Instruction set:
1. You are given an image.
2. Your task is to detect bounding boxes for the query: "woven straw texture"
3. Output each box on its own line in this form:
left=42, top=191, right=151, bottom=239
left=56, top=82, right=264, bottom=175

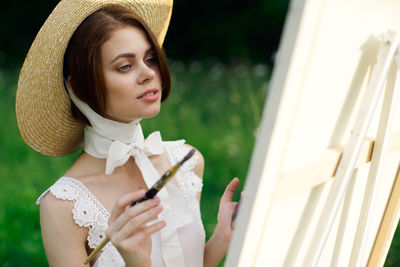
left=16, top=0, right=173, bottom=156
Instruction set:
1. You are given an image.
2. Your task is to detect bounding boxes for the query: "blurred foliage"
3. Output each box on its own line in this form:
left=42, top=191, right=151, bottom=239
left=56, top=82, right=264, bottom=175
left=0, top=0, right=289, bottom=68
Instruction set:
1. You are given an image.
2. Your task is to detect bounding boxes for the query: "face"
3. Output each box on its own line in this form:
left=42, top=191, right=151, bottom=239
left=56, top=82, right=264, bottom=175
left=101, top=25, right=162, bottom=123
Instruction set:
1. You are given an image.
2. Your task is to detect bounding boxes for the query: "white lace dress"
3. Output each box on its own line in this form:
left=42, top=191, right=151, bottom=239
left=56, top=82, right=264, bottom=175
left=36, top=141, right=206, bottom=267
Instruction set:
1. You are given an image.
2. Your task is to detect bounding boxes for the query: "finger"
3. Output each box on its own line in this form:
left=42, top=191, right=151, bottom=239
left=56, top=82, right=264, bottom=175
left=120, top=220, right=166, bottom=249
left=108, top=197, right=160, bottom=235
left=109, top=190, right=146, bottom=223
left=116, top=204, right=163, bottom=241
left=221, top=177, right=240, bottom=203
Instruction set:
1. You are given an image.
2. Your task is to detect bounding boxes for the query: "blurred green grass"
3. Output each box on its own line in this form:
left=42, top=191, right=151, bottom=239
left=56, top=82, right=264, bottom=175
left=0, top=60, right=399, bottom=266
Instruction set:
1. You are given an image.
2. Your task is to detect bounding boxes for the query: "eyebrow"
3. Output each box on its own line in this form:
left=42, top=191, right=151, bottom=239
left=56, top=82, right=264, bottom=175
left=109, top=53, right=135, bottom=64
left=109, top=48, right=155, bottom=64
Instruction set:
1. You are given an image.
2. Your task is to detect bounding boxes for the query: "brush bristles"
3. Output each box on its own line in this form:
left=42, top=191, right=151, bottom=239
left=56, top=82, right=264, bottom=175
left=179, top=148, right=195, bottom=165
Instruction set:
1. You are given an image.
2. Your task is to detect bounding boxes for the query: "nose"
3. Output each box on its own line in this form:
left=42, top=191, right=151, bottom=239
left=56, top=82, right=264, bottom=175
left=138, top=62, right=156, bottom=84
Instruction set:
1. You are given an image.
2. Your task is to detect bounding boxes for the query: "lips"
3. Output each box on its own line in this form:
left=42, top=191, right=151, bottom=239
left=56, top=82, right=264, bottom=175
left=137, top=89, right=159, bottom=102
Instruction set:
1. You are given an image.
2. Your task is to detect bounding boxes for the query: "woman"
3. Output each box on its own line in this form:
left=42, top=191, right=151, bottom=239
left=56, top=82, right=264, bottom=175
left=16, top=1, right=239, bottom=266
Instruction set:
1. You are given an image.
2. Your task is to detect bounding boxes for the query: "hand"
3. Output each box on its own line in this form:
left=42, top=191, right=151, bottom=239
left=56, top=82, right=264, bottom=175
left=216, top=178, right=240, bottom=248
left=204, top=178, right=240, bottom=267
left=106, top=190, right=166, bottom=267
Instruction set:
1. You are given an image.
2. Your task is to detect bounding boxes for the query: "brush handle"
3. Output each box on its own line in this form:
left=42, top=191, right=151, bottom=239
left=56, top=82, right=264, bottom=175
left=84, top=237, right=110, bottom=264
left=231, top=198, right=241, bottom=229
left=130, top=188, right=158, bottom=206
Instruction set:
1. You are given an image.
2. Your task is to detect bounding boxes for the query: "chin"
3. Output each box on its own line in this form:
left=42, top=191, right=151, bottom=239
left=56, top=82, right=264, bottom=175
left=110, top=108, right=160, bottom=123
left=141, top=107, right=161, bottom=119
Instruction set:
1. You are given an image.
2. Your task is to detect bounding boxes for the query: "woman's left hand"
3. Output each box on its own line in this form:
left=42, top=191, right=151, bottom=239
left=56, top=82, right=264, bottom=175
left=216, top=177, right=240, bottom=242
left=204, top=178, right=240, bottom=267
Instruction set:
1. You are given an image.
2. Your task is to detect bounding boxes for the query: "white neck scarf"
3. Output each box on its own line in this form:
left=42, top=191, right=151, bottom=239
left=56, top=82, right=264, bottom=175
left=65, top=82, right=190, bottom=266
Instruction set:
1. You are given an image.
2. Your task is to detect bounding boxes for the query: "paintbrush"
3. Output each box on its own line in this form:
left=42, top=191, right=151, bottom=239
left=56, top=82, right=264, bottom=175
left=84, top=148, right=196, bottom=264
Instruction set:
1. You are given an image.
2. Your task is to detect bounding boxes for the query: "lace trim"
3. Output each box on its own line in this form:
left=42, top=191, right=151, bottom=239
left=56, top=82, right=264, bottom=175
left=48, top=177, right=110, bottom=249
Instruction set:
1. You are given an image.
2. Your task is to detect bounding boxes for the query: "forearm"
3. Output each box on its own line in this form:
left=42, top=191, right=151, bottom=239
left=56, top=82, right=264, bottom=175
left=203, top=224, right=231, bottom=267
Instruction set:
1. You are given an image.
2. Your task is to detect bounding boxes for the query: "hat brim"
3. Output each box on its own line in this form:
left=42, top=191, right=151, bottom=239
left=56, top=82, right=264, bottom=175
left=16, top=0, right=172, bottom=156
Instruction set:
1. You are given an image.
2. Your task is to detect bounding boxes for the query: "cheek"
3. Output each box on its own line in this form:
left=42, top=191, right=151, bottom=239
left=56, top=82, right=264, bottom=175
left=106, top=75, right=135, bottom=96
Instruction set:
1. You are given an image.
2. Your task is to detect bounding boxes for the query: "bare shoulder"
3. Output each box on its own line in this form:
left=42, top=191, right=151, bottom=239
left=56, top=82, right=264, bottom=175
left=40, top=193, right=89, bottom=266
left=40, top=192, right=82, bottom=224
left=40, top=191, right=89, bottom=237
left=183, top=144, right=204, bottom=179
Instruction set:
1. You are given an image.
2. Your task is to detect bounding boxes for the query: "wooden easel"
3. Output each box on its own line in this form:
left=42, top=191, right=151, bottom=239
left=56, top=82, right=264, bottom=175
left=303, top=31, right=400, bottom=267
left=224, top=1, right=400, bottom=262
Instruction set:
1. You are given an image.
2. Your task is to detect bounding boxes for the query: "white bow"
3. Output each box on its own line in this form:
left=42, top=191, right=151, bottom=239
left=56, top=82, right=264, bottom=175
left=106, top=131, right=164, bottom=181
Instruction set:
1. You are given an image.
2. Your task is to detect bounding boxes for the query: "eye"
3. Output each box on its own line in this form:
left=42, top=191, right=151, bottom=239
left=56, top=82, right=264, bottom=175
left=145, top=56, right=158, bottom=65
left=118, top=64, right=132, bottom=72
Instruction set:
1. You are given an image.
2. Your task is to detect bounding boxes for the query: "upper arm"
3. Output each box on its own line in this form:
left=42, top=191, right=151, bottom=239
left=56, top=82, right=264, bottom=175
left=40, top=193, right=89, bottom=267
left=183, top=144, right=204, bottom=202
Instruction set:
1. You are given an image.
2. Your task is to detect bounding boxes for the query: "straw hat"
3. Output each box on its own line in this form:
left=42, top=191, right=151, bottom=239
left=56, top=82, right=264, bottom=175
left=16, top=0, right=173, bottom=156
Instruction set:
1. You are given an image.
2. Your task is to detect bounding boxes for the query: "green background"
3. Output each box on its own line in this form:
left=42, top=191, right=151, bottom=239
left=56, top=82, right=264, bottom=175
left=1, top=0, right=399, bottom=266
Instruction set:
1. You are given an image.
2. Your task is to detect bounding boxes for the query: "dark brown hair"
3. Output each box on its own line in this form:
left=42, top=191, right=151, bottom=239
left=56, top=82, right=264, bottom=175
left=63, top=4, right=171, bottom=125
